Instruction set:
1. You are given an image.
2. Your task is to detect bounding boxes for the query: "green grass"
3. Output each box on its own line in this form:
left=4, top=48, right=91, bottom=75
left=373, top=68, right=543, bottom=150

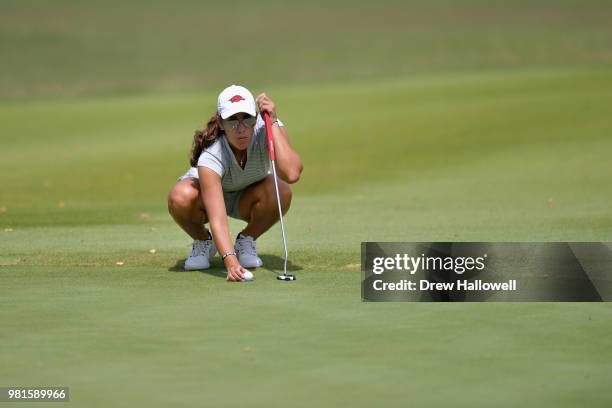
left=2, top=67, right=612, bottom=407
left=2, top=0, right=612, bottom=406
left=2, top=0, right=612, bottom=99
left=2, top=268, right=611, bottom=407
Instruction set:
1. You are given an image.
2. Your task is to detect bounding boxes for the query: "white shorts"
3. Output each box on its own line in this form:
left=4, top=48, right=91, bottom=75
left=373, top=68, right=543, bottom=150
left=178, top=170, right=244, bottom=220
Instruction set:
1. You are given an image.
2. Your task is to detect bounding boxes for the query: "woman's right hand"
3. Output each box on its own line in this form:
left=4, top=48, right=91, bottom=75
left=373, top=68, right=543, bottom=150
left=225, top=258, right=250, bottom=282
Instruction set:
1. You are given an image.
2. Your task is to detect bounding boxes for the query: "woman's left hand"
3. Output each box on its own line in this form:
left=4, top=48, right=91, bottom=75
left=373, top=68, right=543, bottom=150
left=256, top=93, right=277, bottom=120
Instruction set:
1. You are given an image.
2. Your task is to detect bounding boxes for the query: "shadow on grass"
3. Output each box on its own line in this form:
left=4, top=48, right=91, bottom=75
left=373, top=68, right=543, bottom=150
left=168, top=254, right=302, bottom=279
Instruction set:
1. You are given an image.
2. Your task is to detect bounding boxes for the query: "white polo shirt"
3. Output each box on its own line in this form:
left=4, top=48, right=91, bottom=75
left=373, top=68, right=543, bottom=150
left=180, top=115, right=284, bottom=192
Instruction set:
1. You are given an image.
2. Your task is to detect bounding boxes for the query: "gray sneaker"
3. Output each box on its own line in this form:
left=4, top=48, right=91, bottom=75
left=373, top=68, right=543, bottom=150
left=184, top=237, right=217, bottom=270
left=235, top=233, right=263, bottom=268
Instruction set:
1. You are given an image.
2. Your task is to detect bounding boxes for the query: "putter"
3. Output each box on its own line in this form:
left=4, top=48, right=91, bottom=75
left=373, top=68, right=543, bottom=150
left=263, top=111, right=296, bottom=281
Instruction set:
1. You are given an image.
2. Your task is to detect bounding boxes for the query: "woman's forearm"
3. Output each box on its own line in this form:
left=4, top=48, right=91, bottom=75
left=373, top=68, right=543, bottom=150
left=208, top=218, right=233, bottom=259
left=255, top=92, right=303, bottom=184
left=271, top=124, right=303, bottom=183
left=199, top=167, right=239, bottom=265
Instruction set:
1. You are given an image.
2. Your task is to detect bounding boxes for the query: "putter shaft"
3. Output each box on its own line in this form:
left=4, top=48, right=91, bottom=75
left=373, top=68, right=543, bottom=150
left=262, top=111, right=290, bottom=278
left=270, top=160, right=288, bottom=275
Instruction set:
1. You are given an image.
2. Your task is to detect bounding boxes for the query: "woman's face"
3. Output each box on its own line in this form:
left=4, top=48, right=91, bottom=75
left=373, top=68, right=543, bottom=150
left=222, top=113, right=256, bottom=151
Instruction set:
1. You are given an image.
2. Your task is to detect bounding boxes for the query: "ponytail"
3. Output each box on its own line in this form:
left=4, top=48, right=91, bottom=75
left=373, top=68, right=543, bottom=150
left=190, top=112, right=223, bottom=167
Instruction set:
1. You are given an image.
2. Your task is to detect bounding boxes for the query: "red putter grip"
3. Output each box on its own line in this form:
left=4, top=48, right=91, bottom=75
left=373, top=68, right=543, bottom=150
left=262, top=111, right=276, bottom=161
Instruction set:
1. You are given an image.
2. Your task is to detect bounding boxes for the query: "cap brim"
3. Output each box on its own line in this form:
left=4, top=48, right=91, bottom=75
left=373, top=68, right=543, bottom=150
left=220, top=103, right=257, bottom=119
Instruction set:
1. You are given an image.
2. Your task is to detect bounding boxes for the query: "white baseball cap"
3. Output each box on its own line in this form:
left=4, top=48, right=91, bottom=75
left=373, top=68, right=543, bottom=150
left=217, top=85, right=257, bottom=119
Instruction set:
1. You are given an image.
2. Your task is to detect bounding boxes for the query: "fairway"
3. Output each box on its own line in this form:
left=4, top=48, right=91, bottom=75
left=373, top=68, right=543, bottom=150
left=2, top=0, right=612, bottom=406
left=2, top=68, right=612, bottom=407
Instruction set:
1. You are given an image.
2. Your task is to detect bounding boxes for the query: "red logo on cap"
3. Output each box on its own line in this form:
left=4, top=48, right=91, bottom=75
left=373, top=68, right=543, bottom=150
left=229, top=95, right=245, bottom=103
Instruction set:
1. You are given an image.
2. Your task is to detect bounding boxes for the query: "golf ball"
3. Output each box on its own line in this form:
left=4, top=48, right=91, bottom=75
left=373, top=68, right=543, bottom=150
left=243, top=271, right=254, bottom=281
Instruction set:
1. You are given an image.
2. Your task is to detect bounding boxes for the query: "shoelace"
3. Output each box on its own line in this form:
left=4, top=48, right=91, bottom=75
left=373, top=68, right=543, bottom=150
left=237, top=236, right=256, bottom=255
left=192, top=239, right=213, bottom=257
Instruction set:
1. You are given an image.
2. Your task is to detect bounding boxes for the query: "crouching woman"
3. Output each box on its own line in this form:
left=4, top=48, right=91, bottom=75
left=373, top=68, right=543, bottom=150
left=167, top=85, right=303, bottom=281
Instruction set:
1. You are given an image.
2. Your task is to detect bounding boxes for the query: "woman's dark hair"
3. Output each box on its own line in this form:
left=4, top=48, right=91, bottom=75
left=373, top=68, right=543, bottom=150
left=190, top=112, right=224, bottom=167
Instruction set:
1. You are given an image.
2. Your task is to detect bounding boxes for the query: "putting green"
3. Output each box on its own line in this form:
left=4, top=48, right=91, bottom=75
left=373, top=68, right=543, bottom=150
left=2, top=67, right=612, bottom=407
left=3, top=0, right=612, bottom=404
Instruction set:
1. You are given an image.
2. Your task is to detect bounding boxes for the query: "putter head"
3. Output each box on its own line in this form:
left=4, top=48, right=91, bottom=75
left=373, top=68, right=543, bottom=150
left=277, top=274, right=296, bottom=281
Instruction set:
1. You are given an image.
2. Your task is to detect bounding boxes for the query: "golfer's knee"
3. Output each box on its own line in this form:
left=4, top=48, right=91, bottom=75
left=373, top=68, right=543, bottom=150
left=168, top=185, right=197, bottom=216
left=263, top=179, right=291, bottom=215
